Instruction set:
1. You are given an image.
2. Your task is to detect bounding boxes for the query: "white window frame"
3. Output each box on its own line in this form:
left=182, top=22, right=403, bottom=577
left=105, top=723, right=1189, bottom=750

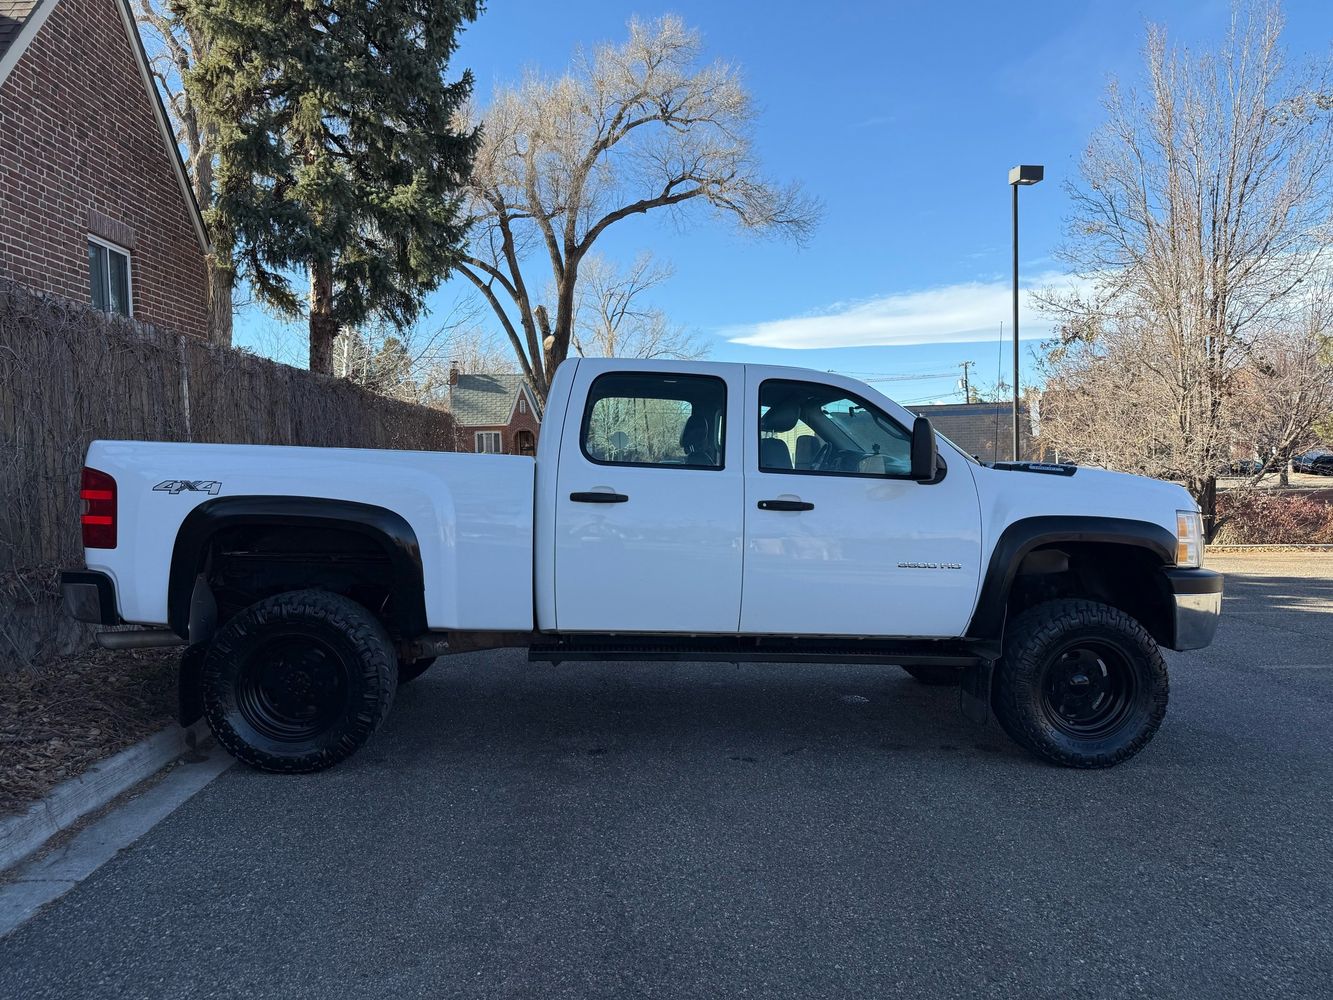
left=475, top=431, right=503, bottom=454
left=88, top=234, right=133, bottom=317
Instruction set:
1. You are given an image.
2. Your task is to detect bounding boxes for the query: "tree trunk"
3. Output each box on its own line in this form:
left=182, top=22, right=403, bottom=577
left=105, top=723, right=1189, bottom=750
left=544, top=261, right=581, bottom=388
left=206, top=253, right=233, bottom=347
left=309, top=260, right=337, bottom=375
left=1199, top=475, right=1218, bottom=542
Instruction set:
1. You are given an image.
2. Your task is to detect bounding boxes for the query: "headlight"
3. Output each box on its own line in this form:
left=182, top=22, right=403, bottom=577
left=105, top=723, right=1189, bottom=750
left=1176, top=509, right=1204, bottom=568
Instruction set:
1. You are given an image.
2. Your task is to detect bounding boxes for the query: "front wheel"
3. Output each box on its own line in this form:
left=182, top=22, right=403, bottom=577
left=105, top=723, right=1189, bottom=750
left=993, top=599, right=1168, bottom=768
left=201, top=590, right=398, bottom=773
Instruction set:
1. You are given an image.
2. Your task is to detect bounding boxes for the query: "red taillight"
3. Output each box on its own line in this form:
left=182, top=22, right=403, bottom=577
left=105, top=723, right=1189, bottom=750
left=80, top=467, right=117, bottom=549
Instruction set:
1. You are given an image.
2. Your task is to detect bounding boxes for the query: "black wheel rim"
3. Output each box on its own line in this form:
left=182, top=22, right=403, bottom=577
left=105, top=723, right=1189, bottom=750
left=235, top=633, right=350, bottom=743
left=1040, top=640, right=1138, bottom=740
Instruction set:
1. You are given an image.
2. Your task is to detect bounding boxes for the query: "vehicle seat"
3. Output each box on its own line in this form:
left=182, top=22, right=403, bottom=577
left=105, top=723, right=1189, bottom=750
left=794, top=434, right=820, bottom=470
left=679, top=412, right=717, bottom=466
left=759, top=437, right=793, bottom=470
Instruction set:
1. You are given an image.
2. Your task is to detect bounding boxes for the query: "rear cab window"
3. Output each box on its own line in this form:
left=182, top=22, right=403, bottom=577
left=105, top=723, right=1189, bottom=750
left=581, top=372, right=727, bottom=470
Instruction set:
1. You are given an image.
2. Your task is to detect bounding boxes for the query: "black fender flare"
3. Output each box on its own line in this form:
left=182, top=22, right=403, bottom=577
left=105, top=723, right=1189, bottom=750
left=167, top=496, right=428, bottom=642
left=965, top=515, right=1176, bottom=640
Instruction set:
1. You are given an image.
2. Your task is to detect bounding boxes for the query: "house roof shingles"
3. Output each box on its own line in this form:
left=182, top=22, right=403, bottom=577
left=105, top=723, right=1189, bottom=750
left=0, top=0, right=40, bottom=61
left=449, top=373, right=536, bottom=427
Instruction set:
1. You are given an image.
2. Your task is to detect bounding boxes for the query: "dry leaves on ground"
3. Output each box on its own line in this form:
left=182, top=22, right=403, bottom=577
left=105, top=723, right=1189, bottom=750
left=0, top=648, right=178, bottom=815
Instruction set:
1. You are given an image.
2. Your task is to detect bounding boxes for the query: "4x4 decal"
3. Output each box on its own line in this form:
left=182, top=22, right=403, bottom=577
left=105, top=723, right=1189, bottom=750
left=153, top=480, right=223, bottom=496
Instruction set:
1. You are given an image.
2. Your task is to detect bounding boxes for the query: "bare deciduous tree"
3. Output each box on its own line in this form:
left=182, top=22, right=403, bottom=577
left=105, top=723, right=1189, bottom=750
left=570, top=254, right=708, bottom=361
left=1038, top=1, right=1333, bottom=533
left=457, top=15, right=818, bottom=400
left=131, top=0, right=233, bottom=346
left=1240, top=284, right=1333, bottom=484
left=333, top=300, right=515, bottom=404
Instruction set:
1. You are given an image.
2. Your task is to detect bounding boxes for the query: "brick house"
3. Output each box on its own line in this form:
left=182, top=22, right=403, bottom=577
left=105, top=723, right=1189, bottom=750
left=0, top=0, right=210, bottom=337
left=447, top=367, right=542, bottom=456
left=911, top=401, right=1036, bottom=463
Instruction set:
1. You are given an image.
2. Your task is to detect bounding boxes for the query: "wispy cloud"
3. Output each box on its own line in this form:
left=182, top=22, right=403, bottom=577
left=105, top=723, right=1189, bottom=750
left=724, top=272, right=1087, bottom=350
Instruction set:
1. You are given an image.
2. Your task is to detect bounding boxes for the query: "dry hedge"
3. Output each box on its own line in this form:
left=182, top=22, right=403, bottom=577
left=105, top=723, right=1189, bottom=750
left=0, top=279, right=459, bottom=670
left=1214, top=490, right=1333, bottom=545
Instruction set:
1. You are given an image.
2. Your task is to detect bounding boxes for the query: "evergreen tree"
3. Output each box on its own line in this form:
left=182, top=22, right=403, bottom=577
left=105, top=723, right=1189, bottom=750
left=183, top=0, right=481, bottom=373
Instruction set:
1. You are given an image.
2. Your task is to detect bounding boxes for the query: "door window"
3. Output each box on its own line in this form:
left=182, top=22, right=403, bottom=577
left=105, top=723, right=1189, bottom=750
left=581, top=372, right=726, bottom=469
left=758, top=379, right=912, bottom=477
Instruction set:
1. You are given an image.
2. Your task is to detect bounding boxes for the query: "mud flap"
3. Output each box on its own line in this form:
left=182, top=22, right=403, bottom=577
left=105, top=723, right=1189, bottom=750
left=959, top=655, right=997, bottom=726
left=177, top=643, right=207, bottom=727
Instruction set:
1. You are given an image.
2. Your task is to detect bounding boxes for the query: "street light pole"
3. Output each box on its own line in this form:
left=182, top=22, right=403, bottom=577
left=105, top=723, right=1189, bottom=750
left=1007, top=164, right=1043, bottom=461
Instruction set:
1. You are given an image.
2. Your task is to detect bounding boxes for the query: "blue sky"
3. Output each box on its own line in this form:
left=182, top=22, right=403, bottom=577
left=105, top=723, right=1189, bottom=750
left=233, top=0, right=1333, bottom=405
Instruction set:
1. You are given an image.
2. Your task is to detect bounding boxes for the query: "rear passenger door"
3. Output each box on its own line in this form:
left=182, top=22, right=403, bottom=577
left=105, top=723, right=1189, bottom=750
left=554, top=363, right=745, bottom=633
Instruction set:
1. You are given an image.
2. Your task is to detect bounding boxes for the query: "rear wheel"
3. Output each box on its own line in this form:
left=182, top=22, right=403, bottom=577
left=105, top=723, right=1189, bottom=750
left=993, top=599, right=1168, bottom=768
left=201, top=590, right=397, bottom=773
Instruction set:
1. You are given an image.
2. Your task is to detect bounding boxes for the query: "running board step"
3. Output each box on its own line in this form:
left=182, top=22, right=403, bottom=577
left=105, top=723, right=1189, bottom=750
left=528, top=635, right=986, bottom=667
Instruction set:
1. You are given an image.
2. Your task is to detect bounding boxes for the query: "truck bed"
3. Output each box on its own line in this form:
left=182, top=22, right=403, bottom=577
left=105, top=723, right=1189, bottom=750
left=82, top=440, right=535, bottom=631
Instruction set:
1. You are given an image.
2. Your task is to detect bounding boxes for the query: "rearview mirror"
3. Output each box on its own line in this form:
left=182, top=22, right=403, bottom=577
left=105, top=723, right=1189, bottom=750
left=910, top=416, right=937, bottom=481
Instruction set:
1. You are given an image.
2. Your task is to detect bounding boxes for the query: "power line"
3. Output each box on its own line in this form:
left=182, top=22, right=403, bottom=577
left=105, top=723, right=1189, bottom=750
left=850, top=372, right=956, bottom=384
left=901, top=389, right=967, bottom=405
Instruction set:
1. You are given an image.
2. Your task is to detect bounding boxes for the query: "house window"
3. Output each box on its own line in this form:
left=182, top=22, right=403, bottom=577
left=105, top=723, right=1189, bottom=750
left=518, top=398, right=527, bottom=415
left=88, top=237, right=131, bottom=317
left=475, top=431, right=503, bottom=454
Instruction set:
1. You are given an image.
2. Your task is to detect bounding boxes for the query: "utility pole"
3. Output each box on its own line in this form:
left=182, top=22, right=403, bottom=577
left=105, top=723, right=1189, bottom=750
left=958, top=361, right=974, bottom=403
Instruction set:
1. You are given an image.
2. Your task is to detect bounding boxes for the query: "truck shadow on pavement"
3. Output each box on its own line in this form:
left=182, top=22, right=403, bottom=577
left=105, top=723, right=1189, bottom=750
left=376, top=651, right=1028, bottom=768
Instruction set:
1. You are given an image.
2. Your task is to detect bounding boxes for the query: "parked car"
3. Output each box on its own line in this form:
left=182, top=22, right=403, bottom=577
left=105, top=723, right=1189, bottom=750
left=1220, top=457, right=1264, bottom=476
left=1293, top=451, right=1333, bottom=474
left=61, top=359, right=1221, bottom=772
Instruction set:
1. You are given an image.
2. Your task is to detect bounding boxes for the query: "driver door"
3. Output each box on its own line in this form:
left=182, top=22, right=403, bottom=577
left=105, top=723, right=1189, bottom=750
left=739, top=367, right=982, bottom=637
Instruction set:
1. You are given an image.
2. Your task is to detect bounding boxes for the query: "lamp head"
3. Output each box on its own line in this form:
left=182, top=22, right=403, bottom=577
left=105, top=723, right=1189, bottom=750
left=1008, top=164, right=1044, bottom=186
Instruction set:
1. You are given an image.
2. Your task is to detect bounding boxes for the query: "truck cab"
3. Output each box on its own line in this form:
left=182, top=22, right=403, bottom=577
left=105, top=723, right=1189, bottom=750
left=537, top=359, right=982, bottom=637
left=62, top=358, right=1222, bottom=773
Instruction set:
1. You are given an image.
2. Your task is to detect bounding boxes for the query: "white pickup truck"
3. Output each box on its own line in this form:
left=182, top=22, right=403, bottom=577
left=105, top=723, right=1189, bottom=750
left=62, top=358, right=1221, bottom=772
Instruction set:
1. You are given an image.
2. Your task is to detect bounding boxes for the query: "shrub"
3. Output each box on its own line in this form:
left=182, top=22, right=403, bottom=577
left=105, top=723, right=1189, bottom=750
left=1214, top=491, right=1333, bottom=544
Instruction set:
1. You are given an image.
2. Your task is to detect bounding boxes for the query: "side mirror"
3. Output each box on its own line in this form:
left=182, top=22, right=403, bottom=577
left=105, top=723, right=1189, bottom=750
left=910, top=416, right=937, bottom=481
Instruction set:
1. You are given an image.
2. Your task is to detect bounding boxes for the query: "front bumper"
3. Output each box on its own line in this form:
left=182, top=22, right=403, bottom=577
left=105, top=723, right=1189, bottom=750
left=1161, top=567, right=1223, bottom=651
left=60, top=570, right=121, bottom=626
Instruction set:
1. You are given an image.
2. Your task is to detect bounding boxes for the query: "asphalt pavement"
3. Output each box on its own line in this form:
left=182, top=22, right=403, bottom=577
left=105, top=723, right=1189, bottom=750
left=1, top=552, right=1331, bottom=999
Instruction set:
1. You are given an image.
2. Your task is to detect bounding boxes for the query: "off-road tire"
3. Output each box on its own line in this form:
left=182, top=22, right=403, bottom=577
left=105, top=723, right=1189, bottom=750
left=398, top=656, right=436, bottom=684
left=201, top=590, right=397, bottom=773
left=994, top=599, right=1168, bottom=769
left=900, top=664, right=963, bottom=686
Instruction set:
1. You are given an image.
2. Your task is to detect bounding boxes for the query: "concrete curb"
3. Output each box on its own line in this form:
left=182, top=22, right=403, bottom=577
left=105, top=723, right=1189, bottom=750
left=0, top=720, right=209, bottom=874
